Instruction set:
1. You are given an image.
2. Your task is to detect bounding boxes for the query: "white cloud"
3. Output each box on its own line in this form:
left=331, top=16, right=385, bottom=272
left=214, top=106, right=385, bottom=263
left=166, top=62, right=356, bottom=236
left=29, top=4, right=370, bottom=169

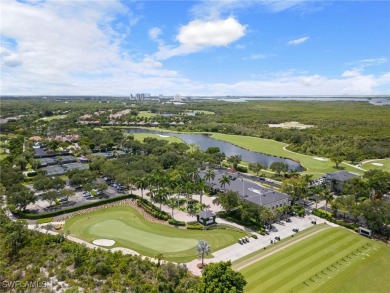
left=341, top=69, right=361, bottom=78
left=149, top=27, right=162, bottom=41
left=348, top=57, right=387, bottom=68
left=288, top=36, right=309, bottom=45
left=154, top=17, right=246, bottom=60
left=244, top=54, right=268, bottom=60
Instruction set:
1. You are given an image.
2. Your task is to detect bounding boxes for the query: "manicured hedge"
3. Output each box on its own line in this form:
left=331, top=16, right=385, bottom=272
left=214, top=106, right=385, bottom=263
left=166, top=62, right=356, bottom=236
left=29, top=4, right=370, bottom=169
left=186, top=224, right=203, bottom=230
left=15, top=194, right=137, bottom=219
left=36, top=217, right=53, bottom=224
left=312, top=209, right=359, bottom=231
left=168, top=219, right=186, bottom=226
left=136, top=199, right=171, bottom=221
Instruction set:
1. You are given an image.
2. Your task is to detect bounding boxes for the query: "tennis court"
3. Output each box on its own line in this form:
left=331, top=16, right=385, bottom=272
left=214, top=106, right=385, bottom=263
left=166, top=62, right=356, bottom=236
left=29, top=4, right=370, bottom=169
left=41, top=165, right=65, bottom=176
left=63, top=163, right=89, bottom=171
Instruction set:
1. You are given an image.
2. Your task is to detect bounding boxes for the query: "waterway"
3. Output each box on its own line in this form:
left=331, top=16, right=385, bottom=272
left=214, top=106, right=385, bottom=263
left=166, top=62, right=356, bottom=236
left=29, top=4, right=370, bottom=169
left=125, top=128, right=303, bottom=171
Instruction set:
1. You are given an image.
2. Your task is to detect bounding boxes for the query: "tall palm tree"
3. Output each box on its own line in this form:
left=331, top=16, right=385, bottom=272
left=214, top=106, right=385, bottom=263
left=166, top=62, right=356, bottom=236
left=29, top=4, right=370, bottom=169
left=320, top=189, right=334, bottom=211
left=154, top=188, right=169, bottom=210
left=204, top=169, right=216, bottom=185
left=196, top=240, right=210, bottom=268
left=196, top=179, right=208, bottom=210
left=166, top=197, right=178, bottom=217
left=135, top=177, right=148, bottom=199
left=219, top=174, right=231, bottom=192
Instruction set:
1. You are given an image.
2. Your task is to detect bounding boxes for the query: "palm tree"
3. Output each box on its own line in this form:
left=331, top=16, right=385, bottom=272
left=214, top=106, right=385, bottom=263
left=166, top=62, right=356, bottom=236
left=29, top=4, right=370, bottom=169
left=196, top=179, right=208, bottom=210
left=248, top=162, right=264, bottom=176
left=166, top=197, right=178, bottom=217
left=196, top=240, right=210, bottom=268
left=154, top=188, right=169, bottom=210
left=135, top=177, right=148, bottom=199
left=204, top=169, right=216, bottom=185
left=219, top=174, right=231, bottom=192
left=154, top=252, right=164, bottom=267
left=320, top=189, right=334, bottom=211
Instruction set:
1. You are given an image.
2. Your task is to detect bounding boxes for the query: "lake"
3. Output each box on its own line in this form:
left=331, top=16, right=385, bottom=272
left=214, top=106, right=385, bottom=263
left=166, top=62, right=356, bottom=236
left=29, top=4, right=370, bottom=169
left=125, top=128, right=303, bottom=171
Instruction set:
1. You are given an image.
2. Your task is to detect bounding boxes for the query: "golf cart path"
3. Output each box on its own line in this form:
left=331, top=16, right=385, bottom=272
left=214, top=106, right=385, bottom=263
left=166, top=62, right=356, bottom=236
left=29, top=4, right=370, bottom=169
left=233, top=225, right=331, bottom=271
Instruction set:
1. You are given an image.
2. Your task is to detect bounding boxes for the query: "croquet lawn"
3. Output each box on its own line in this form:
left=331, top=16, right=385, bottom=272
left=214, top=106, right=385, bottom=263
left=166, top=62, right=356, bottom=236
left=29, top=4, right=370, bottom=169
left=64, top=205, right=245, bottom=262
left=234, top=227, right=390, bottom=293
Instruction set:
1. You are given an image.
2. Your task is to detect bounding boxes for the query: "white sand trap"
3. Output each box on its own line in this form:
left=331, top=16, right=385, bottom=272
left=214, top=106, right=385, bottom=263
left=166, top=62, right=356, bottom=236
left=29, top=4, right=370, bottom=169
left=313, top=157, right=328, bottom=161
left=157, top=134, right=169, bottom=138
left=372, top=163, right=383, bottom=166
left=93, top=239, right=115, bottom=246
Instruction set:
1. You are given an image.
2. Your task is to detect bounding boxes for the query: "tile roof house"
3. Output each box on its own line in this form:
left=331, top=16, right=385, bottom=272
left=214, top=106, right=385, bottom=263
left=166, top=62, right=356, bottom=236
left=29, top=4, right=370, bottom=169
left=323, top=170, right=360, bottom=193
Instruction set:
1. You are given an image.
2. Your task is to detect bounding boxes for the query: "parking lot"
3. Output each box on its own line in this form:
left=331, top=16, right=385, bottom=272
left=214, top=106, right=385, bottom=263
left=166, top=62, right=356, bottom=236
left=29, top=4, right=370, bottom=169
left=26, top=178, right=128, bottom=214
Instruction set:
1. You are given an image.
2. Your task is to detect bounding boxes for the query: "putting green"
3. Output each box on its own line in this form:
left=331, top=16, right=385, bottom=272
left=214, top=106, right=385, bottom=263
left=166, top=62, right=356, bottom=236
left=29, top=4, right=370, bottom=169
left=89, top=220, right=198, bottom=252
left=234, top=227, right=389, bottom=293
left=65, top=205, right=244, bottom=262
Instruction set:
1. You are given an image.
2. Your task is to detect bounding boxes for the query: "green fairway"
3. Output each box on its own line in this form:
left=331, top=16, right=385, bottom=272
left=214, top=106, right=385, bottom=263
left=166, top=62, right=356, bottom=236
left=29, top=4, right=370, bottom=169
left=210, top=133, right=364, bottom=176
left=65, top=205, right=244, bottom=262
left=138, top=111, right=158, bottom=118
left=362, top=158, right=390, bottom=172
left=235, top=227, right=390, bottom=293
left=129, top=133, right=185, bottom=144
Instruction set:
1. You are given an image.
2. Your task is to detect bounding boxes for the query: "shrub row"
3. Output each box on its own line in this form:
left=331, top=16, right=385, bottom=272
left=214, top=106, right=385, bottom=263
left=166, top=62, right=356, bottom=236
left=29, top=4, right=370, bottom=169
left=36, top=217, right=53, bottom=224
left=236, top=165, right=248, bottom=173
left=205, top=224, right=247, bottom=234
left=312, top=209, right=359, bottom=231
left=168, top=219, right=186, bottom=226
left=15, top=194, right=137, bottom=219
left=136, top=199, right=171, bottom=221
left=186, top=224, right=203, bottom=230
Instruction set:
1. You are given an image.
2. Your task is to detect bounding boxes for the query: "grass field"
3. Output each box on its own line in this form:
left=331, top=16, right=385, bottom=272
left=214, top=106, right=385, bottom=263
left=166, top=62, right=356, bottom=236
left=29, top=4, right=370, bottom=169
left=234, top=226, right=390, bottom=293
left=128, top=133, right=185, bottom=144
left=65, top=205, right=245, bottom=262
left=210, top=133, right=364, bottom=176
left=362, top=158, right=390, bottom=172
left=37, top=115, right=67, bottom=121
left=138, top=111, right=158, bottom=118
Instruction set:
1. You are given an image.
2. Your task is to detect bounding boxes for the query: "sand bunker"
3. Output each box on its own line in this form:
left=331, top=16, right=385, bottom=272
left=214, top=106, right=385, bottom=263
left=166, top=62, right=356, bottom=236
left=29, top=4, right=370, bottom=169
left=93, top=239, right=115, bottom=246
left=372, top=163, right=383, bottom=166
left=157, top=134, right=169, bottom=138
left=313, top=157, right=328, bottom=161
left=268, top=121, right=314, bottom=129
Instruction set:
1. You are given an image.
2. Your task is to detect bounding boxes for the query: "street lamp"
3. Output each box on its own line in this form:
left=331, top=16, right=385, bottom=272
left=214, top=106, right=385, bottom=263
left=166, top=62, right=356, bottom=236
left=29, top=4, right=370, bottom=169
left=241, top=176, right=245, bottom=197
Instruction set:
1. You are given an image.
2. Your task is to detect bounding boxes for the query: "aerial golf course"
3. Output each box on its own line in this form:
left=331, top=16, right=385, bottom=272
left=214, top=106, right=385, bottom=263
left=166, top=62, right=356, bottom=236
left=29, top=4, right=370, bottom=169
left=65, top=205, right=245, bottom=263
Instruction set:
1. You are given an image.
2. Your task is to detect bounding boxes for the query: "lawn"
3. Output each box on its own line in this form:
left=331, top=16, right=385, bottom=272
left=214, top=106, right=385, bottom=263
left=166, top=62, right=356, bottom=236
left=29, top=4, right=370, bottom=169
left=37, top=115, right=67, bottom=121
left=128, top=133, right=185, bottom=144
left=234, top=227, right=390, bottom=293
left=138, top=111, right=158, bottom=118
left=210, top=133, right=364, bottom=176
left=65, top=205, right=244, bottom=262
left=362, top=158, right=390, bottom=172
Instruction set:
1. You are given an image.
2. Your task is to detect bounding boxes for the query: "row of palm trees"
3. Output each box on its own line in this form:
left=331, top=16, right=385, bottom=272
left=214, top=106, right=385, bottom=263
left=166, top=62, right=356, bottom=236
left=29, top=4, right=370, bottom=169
left=132, top=168, right=216, bottom=216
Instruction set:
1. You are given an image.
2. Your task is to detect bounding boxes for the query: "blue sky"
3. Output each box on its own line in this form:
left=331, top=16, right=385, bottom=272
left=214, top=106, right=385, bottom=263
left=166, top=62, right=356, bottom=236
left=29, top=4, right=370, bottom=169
left=1, top=0, right=389, bottom=96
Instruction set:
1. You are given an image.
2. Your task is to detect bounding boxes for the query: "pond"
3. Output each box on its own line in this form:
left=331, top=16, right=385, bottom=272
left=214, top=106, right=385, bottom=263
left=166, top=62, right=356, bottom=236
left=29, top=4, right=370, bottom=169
left=125, top=128, right=303, bottom=171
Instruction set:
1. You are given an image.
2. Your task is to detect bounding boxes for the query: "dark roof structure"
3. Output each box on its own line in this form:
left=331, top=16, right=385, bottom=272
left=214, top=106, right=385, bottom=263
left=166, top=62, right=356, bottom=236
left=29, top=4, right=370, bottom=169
left=324, top=170, right=359, bottom=182
left=197, top=210, right=215, bottom=218
left=245, top=190, right=290, bottom=206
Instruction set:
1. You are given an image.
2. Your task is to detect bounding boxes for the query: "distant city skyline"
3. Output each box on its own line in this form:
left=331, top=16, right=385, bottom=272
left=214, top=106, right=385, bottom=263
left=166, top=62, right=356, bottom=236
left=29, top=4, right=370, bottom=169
left=1, top=0, right=389, bottom=96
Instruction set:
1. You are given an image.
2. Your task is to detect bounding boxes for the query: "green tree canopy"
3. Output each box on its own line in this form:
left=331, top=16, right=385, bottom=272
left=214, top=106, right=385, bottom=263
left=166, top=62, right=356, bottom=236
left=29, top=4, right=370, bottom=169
left=198, top=261, right=247, bottom=293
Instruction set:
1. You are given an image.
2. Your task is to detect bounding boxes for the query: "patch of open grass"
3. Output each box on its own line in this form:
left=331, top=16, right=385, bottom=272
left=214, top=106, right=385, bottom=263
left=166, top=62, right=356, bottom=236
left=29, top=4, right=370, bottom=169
left=138, top=111, right=158, bottom=118
left=126, top=133, right=185, bottom=144
left=362, top=158, right=390, bottom=172
left=235, top=227, right=389, bottom=293
left=65, top=205, right=244, bottom=262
